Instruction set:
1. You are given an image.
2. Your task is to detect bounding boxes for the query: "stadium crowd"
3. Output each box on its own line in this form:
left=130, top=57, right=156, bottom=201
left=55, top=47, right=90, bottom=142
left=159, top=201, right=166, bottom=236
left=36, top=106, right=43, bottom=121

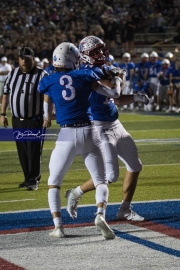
left=1, top=0, right=180, bottom=62
left=0, top=0, right=180, bottom=112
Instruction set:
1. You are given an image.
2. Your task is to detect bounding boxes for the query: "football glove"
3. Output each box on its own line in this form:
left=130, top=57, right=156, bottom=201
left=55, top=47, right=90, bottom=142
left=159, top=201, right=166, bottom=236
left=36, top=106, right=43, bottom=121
left=102, top=67, right=126, bottom=80
left=134, top=93, right=150, bottom=105
left=111, top=76, right=123, bottom=85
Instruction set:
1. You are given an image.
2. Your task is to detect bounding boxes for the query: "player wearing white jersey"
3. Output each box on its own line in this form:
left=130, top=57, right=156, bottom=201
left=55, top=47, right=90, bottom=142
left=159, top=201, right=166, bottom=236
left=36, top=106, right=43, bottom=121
left=65, top=36, right=149, bottom=222
left=38, top=41, right=124, bottom=240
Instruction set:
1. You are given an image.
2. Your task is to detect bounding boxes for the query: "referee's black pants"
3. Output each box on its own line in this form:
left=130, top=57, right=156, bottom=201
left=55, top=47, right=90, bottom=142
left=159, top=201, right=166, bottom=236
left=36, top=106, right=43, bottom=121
left=12, top=116, right=44, bottom=186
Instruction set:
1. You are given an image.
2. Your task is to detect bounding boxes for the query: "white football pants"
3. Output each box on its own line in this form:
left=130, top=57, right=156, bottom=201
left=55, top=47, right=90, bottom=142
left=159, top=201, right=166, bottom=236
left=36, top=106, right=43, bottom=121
left=48, top=125, right=107, bottom=187
left=94, top=119, right=142, bottom=183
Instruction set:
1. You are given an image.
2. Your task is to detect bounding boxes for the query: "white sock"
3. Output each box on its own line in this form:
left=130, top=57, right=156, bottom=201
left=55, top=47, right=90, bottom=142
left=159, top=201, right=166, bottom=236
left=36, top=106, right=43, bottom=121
left=74, top=186, right=84, bottom=198
left=48, top=188, right=61, bottom=213
left=121, top=200, right=131, bottom=211
left=95, top=184, right=108, bottom=217
left=97, top=207, right=105, bottom=217
left=53, top=217, right=62, bottom=227
left=95, top=184, right=108, bottom=205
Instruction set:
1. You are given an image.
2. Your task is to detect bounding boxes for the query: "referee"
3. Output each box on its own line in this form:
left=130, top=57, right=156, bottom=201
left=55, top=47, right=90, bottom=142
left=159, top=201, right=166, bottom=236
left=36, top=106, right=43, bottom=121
left=0, top=47, right=50, bottom=190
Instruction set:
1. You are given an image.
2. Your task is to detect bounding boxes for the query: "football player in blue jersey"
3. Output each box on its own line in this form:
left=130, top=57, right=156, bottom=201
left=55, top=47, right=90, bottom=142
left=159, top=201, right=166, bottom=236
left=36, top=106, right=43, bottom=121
left=119, top=52, right=135, bottom=110
left=105, top=54, right=119, bottom=68
left=65, top=36, right=149, bottom=222
left=38, top=41, right=124, bottom=239
left=157, top=59, right=172, bottom=112
left=170, top=57, right=180, bottom=113
left=133, top=79, right=152, bottom=111
left=147, top=51, right=162, bottom=110
left=165, top=52, right=175, bottom=70
left=134, top=53, right=149, bottom=82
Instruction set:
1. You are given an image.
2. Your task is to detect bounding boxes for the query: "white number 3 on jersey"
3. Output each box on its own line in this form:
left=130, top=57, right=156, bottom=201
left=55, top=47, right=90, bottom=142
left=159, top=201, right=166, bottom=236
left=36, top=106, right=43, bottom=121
left=60, top=75, right=76, bottom=100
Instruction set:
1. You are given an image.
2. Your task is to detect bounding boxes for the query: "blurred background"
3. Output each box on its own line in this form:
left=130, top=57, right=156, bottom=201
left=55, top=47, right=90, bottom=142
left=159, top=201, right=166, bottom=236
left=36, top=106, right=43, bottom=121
left=0, top=0, right=180, bottom=66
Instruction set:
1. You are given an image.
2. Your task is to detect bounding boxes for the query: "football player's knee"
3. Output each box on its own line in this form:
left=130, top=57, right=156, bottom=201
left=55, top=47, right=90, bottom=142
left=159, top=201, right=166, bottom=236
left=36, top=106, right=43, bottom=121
left=107, top=170, right=119, bottom=182
left=136, top=160, right=142, bottom=172
left=127, top=161, right=142, bottom=172
left=48, top=175, right=63, bottom=186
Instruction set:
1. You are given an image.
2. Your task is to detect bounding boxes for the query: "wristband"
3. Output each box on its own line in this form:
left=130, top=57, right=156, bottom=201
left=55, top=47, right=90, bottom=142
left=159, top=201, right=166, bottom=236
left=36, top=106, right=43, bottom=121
left=1, top=113, right=6, bottom=116
left=43, top=101, right=49, bottom=120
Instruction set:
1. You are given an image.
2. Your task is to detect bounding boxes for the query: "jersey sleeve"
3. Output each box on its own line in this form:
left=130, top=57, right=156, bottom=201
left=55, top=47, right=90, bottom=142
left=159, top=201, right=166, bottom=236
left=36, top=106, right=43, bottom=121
left=3, top=71, right=12, bottom=94
left=130, top=62, right=135, bottom=69
left=38, top=75, right=51, bottom=94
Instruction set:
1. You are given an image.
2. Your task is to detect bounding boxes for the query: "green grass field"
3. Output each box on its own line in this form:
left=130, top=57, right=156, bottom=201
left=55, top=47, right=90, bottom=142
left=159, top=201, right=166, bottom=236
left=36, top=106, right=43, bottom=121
left=0, top=112, right=180, bottom=212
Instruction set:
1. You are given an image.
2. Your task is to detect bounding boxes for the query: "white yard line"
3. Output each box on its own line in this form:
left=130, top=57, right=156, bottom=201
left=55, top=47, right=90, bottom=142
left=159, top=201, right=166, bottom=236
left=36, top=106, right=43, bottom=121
left=130, top=129, right=180, bottom=132
left=0, top=138, right=180, bottom=153
left=0, top=163, right=180, bottom=176
left=0, top=199, right=35, bottom=203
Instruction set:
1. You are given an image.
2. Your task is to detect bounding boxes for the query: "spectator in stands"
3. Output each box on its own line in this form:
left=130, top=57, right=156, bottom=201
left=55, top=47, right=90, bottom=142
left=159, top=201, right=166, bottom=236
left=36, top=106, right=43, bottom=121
left=126, top=14, right=136, bottom=54
left=156, top=13, right=167, bottom=33
left=119, top=19, right=128, bottom=54
left=88, top=23, right=104, bottom=40
left=49, top=8, right=60, bottom=25
left=173, top=21, right=180, bottom=43
left=101, top=16, right=118, bottom=53
left=171, top=7, right=180, bottom=27
left=0, top=0, right=180, bottom=72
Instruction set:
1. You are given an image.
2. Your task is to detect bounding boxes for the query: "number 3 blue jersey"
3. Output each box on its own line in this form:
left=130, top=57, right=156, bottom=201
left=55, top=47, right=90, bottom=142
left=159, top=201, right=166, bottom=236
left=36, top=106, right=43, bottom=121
left=39, top=69, right=100, bottom=125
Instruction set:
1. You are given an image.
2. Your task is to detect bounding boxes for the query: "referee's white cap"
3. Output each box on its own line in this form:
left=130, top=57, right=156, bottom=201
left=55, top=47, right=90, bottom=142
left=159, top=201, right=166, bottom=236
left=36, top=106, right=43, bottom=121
left=1, top=56, right=7, bottom=62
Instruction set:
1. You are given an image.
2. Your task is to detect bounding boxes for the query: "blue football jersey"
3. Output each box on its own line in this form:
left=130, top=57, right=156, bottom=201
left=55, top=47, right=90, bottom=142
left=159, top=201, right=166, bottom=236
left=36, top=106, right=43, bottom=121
left=147, top=60, right=162, bottom=79
left=158, top=67, right=171, bottom=85
left=119, top=62, right=135, bottom=81
left=39, top=69, right=100, bottom=125
left=82, top=64, right=118, bottom=122
left=171, top=68, right=180, bottom=83
left=135, top=62, right=148, bottom=81
left=134, top=81, right=149, bottom=94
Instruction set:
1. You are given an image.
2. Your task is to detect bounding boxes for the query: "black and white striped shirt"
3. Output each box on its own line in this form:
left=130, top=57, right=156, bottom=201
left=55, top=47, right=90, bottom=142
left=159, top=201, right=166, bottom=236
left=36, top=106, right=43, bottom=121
left=3, top=66, right=48, bottom=118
